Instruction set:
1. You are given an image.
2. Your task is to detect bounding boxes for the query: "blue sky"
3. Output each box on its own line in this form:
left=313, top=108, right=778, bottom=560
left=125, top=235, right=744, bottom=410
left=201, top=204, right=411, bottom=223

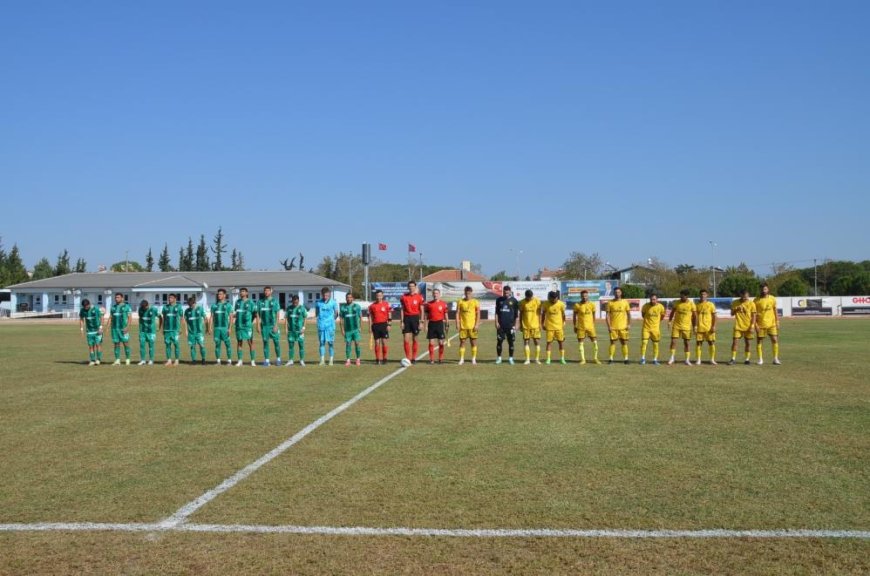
left=1, top=1, right=868, bottom=277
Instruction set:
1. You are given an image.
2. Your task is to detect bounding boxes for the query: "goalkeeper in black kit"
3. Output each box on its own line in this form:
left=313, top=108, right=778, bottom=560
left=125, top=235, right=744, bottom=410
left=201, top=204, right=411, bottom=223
left=494, top=285, right=520, bottom=365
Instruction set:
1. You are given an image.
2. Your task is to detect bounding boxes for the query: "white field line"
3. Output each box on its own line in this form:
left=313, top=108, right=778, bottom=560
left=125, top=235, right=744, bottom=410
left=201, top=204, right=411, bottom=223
left=0, top=522, right=867, bottom=539
left=160, top=333, right=458, bottom=528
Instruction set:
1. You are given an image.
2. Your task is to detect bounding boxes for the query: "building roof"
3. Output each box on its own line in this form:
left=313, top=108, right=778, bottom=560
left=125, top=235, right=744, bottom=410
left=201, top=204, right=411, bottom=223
left=8, top=271, right=350, bottom=291
left=422, top=269, right=488, bottom=283
left=535, top=268, right=565, bottom=279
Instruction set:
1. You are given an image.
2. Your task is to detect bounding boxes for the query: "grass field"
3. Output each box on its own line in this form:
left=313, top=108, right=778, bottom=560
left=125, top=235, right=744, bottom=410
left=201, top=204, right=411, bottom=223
left=0, top=319, right=868, bottom=574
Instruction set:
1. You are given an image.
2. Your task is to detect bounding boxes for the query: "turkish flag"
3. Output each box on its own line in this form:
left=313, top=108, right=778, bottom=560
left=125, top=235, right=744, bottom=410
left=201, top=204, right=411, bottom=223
left=378, top=243, right=387, bottom=251
left=408, top=243, right=416, bottom=253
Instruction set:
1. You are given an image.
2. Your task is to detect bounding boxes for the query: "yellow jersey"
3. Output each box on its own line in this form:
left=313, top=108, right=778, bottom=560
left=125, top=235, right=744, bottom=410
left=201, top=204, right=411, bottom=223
left=731, top=299, right=756, bottom=332
left=671, top=300, right=696, bottom=331
left=573, top=301, right=596, bottom=331
left=696, top=301, right=716, bottom=333
left=519, top=297, right=541, bottom=330
left=457, top=299, right=479, bottom=329
left=606, top=299, right=630, bottom=330
left=754, top=295, right=778, bottom=329
left=641, top=302, right=665, bottom=332
left=541, top=300, right=566, bottom=331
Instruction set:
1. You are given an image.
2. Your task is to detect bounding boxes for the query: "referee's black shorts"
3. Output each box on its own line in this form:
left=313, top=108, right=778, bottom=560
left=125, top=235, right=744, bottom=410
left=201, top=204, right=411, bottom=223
left=402, top=316, right=421, bottom=335
left=372, top=322, right=390, bottom=340
left=427, top=320, right=445, bottom=340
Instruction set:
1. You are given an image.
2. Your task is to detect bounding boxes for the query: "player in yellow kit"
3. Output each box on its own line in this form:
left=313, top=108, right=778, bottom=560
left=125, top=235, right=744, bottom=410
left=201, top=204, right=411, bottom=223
left=754, top=283, right=781, bottom=365
left=730, top=289, right=757, bottom=365
left=573, top=290, right=600, bottom=364
left=668, top=289, right=697, bottom=365
left=519, top=289, right=542, bottom=364
left=605, top=287, right=631, bottom=364
left=456, top=286, right=480, bottom=365
left=695, top=289, right=718, bottom=365
left=639, top=294, right=665, bottom=365
left=541, top=291, right=567, bottom=365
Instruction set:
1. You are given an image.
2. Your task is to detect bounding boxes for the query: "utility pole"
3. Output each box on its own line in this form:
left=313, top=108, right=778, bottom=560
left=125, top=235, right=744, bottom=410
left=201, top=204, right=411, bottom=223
left=814, top=258, right=818, bottom=296
left=709, top=241, right=717, bottom=298
left=419, top=252, right=424, bottom=283
left=125, top=250, right=129, bottom=272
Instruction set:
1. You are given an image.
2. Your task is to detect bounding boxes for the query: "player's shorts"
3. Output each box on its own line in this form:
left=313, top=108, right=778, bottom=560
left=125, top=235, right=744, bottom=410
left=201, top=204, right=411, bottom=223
left=164, top=331, right=180, bottom=345
left=213, top=328, right=231, bottom=345
left=427, top=320, right=446, bottom=340
left=286, top=331, right=305, bottom=344
left=111, top=328, right=130, bottom=344
left=609, top=329, right=629, bottom=341
left=733, top=329, right=754, bottom=340
left=372, top=322, right=390, bottom=340
left=344, top=328, right=361, bottom=343
left=319, top=327, right=335, bottom=344
left=496, top=327, right=516, bottom=342
left=459, top=328, right=479, bottom=340
left=546, top=329, right=565, bottom=343
left=139, top=333, right=156, bottom=345
left=235, top=328, right=253, bottom=341
left=575, top=327, right=596, bottom=340
left=641, top=328, right=661, bottom=343
left=187, top=333, right=205, bottom=346
left=86, top=331, right=103, bottom=347
left=756, top=326, right=778, bottom=338
left=402, top=316, right=421, bottom=335
left=696, top=331, right=716, bottom=343
left=522, top=327, right=541, bottom=340
left=671, top=328, right=692, bottom=340
left=261, top=325, right=280, bottom=343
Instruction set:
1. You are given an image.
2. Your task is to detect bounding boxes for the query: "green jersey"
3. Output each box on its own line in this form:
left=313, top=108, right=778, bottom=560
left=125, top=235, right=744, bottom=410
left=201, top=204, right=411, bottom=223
left=184, top=305, right=205, bottom=335
left=110, top=302, right=132, bottom=330
left=234, top=298, right=257, bottom=330
left=80, top=306, right=103, bottom=332
left=138, top=306, right=160, bottom=335
left=340, top=302, right=362, bottom=332
left=258, top=296, right=280, bottom=326
left=162, top=303, right=183, bottom=332
left=210, top=301, right=233, bottom=330
left=285, top=304, right=307, bottom=333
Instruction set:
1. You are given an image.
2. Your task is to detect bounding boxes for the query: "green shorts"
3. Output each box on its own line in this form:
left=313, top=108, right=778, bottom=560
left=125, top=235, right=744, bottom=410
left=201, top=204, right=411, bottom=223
left=262, top=325, right=280, bottom=343
left=213, top=328, right=231, bottom=345
left=111, top=328, right=130, bottom=344
left=188, top=333, right=205, bottom=346
left=236, top=327, right=253, bottom=342
left=287, top=332, right=305, bottom=344
left=86, top=331, right=103, bottom=347
left=344, top=329, right=361, bottom=343
left=139, top=333, right=156, bottom=345
left=164, top=332, right=180, bottom=345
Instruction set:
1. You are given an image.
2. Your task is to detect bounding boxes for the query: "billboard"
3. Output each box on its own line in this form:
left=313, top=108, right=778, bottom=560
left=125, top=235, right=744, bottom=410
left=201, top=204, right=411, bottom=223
left=370, top=282, right=427, bottom=308
left=841, top=296, right=870, bottom=315
left=561, top=280, right=614, bottom=303
left=791, top=297, right=834, bottom=316
left=429, top=281, right=556, bottom=302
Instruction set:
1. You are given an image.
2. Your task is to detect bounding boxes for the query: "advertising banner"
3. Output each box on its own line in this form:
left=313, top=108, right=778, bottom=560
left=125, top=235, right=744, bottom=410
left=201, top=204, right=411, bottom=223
left=561, top=280, right=614, bottom=303
left=841, top=296, right=870, bottom=315
left=370, top=282, right=427, bottom=308
left=791, top=297, right=834, bottom=316
left=429, top=281, right=556, bottom=303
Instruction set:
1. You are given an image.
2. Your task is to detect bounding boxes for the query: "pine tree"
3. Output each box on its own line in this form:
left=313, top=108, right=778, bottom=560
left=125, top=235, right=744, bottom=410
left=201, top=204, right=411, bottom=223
left=230, top=249, right=238, bottom=271
left=195, top=235, right=210, bottom=271
left=145, top=247, right=154, bottom=272
left=0, top=240, right=7, bottom=287
left=236, top=251, right=245, bottom=271
left=54, top=249, right=71, bottom=276
left=212, top=226, right=227, bottom=271
left=178, top=247, right=186, bottom=272
left=158, top=244, right=172, bottom=272
left=74, top=258, right=87, bottom=273
left=184, top=238, right=195, bottom=271
left=32, top=257, right=54, bottom=280
left=5, top=244, right=28, bottom=285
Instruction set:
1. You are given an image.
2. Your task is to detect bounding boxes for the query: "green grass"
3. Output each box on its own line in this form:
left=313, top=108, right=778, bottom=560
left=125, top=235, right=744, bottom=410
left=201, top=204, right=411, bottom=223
left=0, top=319, right=868, bottom=574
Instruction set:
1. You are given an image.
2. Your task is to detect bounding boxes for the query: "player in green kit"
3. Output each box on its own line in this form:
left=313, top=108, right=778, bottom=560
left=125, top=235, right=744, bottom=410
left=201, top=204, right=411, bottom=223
left=137, top=299, right=159, bottom=365
left=340, top=292, right=363, bottom=366
left=209, top=288, right=233, bottom=365
left=184, top=296, right=207, bottom=364
left=284, top=294, right=307, bottom=366
left=161, top=293, right=183, bottom=366
left=258, top=286, right=282, bottom=366
left=79, top=298, right=104, bottom=365
left=234, top=287, right=258, bottom=367
left=108, top=293, right=133, bottom=365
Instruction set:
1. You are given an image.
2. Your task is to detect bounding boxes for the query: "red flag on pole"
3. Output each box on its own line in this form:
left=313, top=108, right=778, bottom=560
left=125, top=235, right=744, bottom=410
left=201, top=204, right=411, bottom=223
left=408, top=243, right=416, bottom=253
left=378, top=243, right=387, bottom=251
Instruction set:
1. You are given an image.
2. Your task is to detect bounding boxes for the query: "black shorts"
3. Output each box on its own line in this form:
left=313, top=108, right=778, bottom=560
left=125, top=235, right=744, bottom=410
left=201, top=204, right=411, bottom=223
left=402, top=316, right=421, bottom=335
left=497, top=327, right=516, bottom=342
left=427, top=320, right=446, bottom=340
left=372, top=322, right=390, bottom=340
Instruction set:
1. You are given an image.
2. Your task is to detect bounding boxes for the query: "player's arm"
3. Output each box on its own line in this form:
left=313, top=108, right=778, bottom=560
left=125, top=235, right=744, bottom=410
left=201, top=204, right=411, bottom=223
left=710, top=307, right=717, bottom=333
left=626, top=303, right=631, bottom=327
left=474, top=302, right=480, bottom=330
left=572, top=306, right=578, bottom=330
left=605, top=306, right=612, bottom=332
left=125, top=308, right=131, bottom=334
left=692, top=310, right=698, bottom=333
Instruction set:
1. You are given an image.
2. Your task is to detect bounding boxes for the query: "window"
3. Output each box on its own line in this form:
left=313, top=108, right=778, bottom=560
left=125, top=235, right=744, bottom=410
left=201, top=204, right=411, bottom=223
left=97, top=295, right=103, bottom=304
left=54, top=295, right=60, bottom=303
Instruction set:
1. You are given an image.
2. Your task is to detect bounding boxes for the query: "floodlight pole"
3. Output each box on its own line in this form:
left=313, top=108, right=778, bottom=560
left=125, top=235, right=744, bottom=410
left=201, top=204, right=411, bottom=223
left=709, top=241, right=717, bottom=298
left=814, top=258, right=818, bottom=296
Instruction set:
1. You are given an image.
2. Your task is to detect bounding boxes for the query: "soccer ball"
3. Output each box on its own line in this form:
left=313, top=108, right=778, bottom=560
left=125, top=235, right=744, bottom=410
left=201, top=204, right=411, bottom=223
left=400, top=357, right=412, bottom=368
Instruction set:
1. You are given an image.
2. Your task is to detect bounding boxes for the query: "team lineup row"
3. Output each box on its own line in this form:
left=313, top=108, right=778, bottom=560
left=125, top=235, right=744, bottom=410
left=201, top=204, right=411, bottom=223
left=78, top=280, right=782, bottom=367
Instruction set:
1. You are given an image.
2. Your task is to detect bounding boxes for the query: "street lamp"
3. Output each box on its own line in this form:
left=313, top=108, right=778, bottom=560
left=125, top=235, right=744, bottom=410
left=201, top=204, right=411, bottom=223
left=510, top=249, right=523, bottom=280
left=709, top=241, right=718, bottom=298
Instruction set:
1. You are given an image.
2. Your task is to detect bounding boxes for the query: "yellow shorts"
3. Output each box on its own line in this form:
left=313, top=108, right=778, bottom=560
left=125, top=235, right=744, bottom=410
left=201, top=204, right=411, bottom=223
left=459, top=329, right=478, bottom=340
left=671, top=328, right=692, bottom=340
left=696, top=331, right=716, bottom=343
left=641, top=328, right=661, bottom=343
left=609, top=329, right=629, bottom=341
left=733, top=329, right=754, bottom=340
left=546, top=329, right=565, bottom=343
left=522, top=327, right=541, bottom=340
left=757, top=326, right=778, bottom=338
left=575, top=327, right=596, bottom=340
